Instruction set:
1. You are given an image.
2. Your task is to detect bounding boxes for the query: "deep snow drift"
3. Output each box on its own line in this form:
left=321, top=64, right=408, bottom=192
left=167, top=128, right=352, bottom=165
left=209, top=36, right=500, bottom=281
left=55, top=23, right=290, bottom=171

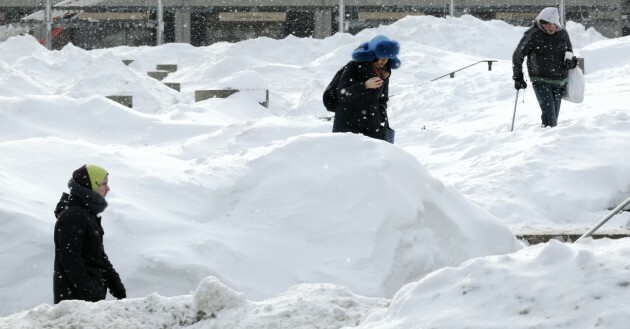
left=1, top=14, right=630, bottom=328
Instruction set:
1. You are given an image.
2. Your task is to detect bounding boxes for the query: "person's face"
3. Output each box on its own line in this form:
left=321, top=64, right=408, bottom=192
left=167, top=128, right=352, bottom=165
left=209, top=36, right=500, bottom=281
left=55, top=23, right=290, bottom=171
left=541, top=21, right=557, bottom=34
left=375, top=58, right=388, bottom=68
left=96, top=176, right=110, bottom=197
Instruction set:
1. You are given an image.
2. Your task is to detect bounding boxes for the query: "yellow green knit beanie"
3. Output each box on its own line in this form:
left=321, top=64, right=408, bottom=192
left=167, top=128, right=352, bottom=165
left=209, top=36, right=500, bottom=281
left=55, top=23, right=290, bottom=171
left=73, top=164, right=108, bottom=191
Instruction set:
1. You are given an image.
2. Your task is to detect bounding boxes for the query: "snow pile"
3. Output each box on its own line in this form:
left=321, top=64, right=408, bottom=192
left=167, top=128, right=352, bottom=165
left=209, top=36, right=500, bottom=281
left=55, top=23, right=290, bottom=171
left=0, top=25, right=30, bottom=42
left=358, top=239, right=630, bottom=329
left=2, top=277, right=387, bottom=329
left=1, top=13, right=630, bottom=328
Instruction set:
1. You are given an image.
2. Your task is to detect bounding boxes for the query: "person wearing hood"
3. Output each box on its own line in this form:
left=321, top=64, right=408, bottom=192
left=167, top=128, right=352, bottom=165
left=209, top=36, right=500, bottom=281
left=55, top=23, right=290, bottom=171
left=332, top=35, right=401, bottom=140
left=512, top=7, right=578, bottom=127
left=53, top=164, right=126, bottom=304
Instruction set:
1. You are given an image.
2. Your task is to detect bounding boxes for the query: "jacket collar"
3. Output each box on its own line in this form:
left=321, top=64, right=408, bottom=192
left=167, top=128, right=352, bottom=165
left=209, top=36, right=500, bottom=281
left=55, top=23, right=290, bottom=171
left=67, top=178, right=108, bottom=215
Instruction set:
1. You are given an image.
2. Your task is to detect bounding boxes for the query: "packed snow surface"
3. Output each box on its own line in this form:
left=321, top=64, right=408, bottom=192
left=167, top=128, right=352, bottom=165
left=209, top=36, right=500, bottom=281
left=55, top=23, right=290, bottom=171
left=1, top=14, right=630, bottom=328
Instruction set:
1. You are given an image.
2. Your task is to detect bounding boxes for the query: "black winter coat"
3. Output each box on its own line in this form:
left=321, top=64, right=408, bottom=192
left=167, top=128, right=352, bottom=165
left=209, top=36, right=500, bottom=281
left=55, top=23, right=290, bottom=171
left=512, top=23, right=573, bottom=86
left=332, top=60, right=390, bottom=140
left=53, top=179, right=125, bottom=304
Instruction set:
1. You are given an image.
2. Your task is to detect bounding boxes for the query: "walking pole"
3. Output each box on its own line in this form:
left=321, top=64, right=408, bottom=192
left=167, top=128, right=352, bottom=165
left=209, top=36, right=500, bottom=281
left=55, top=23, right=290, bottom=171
left=510, top=90, right=519, bottom=132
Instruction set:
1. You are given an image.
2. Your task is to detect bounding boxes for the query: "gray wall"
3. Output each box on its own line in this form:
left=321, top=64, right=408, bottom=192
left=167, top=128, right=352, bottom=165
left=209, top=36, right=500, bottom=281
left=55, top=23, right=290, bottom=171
left=2, top=0, right=628, bottom=49
left=0, top=0, right=620, bottom=7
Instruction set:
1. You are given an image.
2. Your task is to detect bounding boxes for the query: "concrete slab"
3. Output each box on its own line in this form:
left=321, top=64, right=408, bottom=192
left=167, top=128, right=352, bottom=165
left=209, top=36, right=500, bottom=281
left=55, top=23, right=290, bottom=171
left=156, top=64, right=177, bottom=72
left=195, top=89, right=269, bottom=108
left=106, top=95, right=133, bottom=108
left=148, top=71, right=169, bottom=81
left=515, top=228, right=630, bottom=244
left=164, top=82, right=181, bottom=91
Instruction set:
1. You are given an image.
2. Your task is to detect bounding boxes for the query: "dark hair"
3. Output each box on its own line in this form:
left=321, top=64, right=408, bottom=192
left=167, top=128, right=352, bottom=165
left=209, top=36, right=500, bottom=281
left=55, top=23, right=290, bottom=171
left=539, top=19, right=550, bottom=25
left=72, top=165, right=92, bottom=190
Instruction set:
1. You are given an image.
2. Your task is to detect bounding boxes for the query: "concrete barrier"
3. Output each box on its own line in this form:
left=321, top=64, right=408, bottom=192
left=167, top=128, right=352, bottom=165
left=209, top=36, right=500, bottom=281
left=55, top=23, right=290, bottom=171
left=195, top=89, right=239, bottom=102
left=195, top=89, right=269, bottom=108
left=148, top=71, right=169, bottom=81
left=515, top=228, right=630, bottom=244
left=106, top=95, right=133, bottom=108
left=164, top=82, right=181, bottom=92
left=156, top=64, right=177, bottom=72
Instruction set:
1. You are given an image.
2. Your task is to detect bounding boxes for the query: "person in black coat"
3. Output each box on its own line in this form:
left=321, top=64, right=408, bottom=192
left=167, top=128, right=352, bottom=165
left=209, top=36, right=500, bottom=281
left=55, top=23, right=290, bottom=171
left=512, top=7, right=578, bottom=128
left=53, top=164, right=126, bottom=304
left=333, top=35, right=401, bottom=140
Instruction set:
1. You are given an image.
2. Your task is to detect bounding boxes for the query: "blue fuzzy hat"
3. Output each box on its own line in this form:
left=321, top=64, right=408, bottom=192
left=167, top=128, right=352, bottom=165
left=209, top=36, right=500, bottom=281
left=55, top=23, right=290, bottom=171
left=352, top=35, right=401, bottom=69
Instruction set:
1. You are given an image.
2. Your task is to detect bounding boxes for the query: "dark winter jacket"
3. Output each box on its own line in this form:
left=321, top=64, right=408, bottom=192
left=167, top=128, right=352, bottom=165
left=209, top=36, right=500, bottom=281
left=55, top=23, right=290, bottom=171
left=332, top=60, right=390, bottom=140
left=512, top=23, right=573, bottom=86
left=53, top=179, right=125, bottom=304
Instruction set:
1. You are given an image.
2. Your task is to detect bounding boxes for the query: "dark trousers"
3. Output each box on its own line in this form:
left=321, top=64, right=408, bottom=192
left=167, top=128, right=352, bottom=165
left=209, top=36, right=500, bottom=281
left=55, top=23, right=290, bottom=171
left=532, top=82, right=565, bottom=127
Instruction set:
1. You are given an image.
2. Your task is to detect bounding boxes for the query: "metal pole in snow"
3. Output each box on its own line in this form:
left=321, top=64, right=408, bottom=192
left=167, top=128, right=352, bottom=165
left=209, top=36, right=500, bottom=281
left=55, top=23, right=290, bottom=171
left=157, top=0, right=164, bottom=45
left=338, top=0, right=345, bottom=33
left=45, top=0, right=51, bottom=50
left=510, top=90, right=519, bottom=132
left=558, top=0, right=566, bottom=27
left=450, top=0, right=455, bottom=17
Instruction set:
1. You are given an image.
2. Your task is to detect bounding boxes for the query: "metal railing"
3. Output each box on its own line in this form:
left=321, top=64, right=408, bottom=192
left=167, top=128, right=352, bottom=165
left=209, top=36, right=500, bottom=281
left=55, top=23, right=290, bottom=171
left=575, top=196, right=630, bottom=243
left=430, top=60, right=498, bottom=82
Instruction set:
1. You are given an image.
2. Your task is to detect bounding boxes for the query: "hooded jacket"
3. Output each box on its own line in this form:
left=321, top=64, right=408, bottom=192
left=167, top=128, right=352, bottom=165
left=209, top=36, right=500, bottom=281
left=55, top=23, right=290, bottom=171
left=512, top=7, right=573, bottom=86
left=53, top=179, right=125, bottom=303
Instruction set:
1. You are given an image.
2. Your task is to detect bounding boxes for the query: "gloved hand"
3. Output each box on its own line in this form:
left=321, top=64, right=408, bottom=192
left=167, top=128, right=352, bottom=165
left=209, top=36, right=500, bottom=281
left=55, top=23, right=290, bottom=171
left=563, top=56, right=578, bottom=70
left=111, top=289, right=126, bottom=300
left=513, top=75, right=527, bottom=90
left=110, top=284, right=126, bottom=300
